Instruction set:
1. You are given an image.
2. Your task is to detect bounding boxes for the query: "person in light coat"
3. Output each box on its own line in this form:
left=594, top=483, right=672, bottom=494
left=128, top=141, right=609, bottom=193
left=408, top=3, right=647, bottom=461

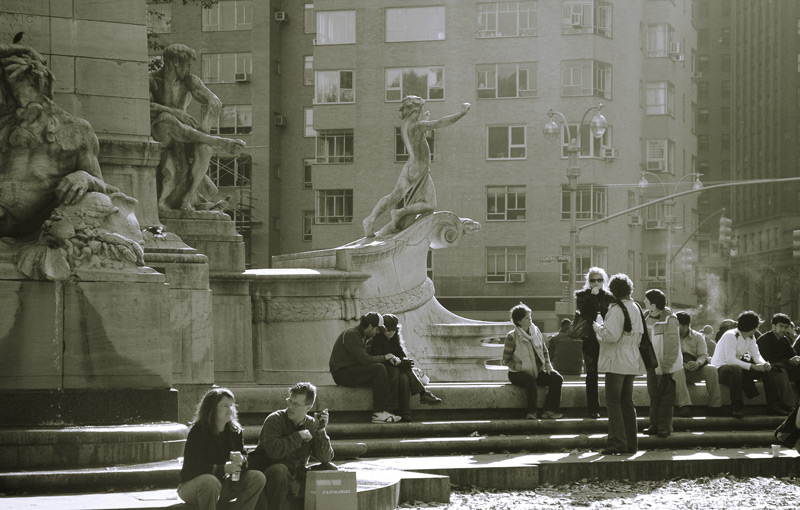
left=593, top=274, right=645, bottom=455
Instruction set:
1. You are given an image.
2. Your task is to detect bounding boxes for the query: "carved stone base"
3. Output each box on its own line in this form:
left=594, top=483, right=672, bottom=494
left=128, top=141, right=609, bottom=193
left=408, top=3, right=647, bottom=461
left=159, top=210, right=245, bottom=273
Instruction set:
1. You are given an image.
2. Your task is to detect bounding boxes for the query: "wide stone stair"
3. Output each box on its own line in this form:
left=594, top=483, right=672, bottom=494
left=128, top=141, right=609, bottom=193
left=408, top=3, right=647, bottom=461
left=2, top=376, right=799, bottom=509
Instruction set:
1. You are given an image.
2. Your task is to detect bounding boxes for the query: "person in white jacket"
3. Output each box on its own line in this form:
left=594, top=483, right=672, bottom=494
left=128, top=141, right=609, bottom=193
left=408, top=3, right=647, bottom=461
left=593, top=274, right=645, bottom=455
left=710, top=311, right=776, bottom=418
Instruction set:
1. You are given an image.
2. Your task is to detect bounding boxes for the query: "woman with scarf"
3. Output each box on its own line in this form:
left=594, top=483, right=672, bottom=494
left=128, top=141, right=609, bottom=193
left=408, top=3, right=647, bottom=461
left=503, top=303, right=563, bottom=419
left=592, top=273, right=645, bottom=455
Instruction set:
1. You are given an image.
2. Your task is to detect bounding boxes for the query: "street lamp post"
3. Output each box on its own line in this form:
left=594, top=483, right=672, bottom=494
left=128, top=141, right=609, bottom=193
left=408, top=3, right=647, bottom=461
left=543, top=103, right=608, bottom=314
left=638, top=171, right=704, bottom=301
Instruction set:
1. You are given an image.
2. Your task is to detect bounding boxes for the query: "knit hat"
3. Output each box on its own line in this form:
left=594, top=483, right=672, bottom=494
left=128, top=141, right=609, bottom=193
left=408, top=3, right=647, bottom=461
left=382, top=314, right=399, bottom=331
left=361, top=312, right=383, bottom=329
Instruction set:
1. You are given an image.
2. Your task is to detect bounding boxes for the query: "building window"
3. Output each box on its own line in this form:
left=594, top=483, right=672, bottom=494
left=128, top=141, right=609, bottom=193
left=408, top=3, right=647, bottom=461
left=476, top=1, right=538, bottom=38
left=698, top=134, right=709, bottom=152
left=304, top=56, right=313, bottom=86
left=316, top=10, right=355, bottom=45
left=316, top=189, right=353, bottom=224
left=561, top=59, right=611, bottom=99
left=202, top=0, right=253, bottom=31
left=487, top=185, right=526, bottom=221
left=721, top=107, right=731, bottom=124
left=304, top=3, right=316, bottom=33
left=561, top=184, right=607, bottom=220
left=316, top=130, right=353, bottom=164
left=302, top=210, right=314, bottom=241
left=645, top=202, right=667, bottom=230
left=560, top=246, right=607, bottom=283
left=304, top=107, right=316, bottom=137
left=486, top=246, right=526, bottom=282
left=560, top=123, right=611, bottom=158
left=698, top=107, right=709, bottom=125
left=395, top=127, right=434, bottom=162
left=314, top=70, right=354, bottom=104
left=698, top=81, right=709, bottom=100
left=646, top=23, right=675, bottom=57
left=646, top=254, right=666, bottom=280
left=698, top=55, right=709, bottom=72
left=207, top=155, right=252, bottom=187
left=721, top=80, right=731, bottom=98
left=719, top=26, right=731, bottom=45
left=487, top=125, right=526, bottom=160
left=386, top=6, right=445, bottom=42
left=147, top=2, right=171, bottom=33
left=645, top=139, right=674, bottom=172
left=561, top=1, right=612, bottom=38
left=303, top=159, right=313, bottom=190
left=477, top=62, right=537, bottom=98
left=210, top=105, right=252, bottom=135
left=721, top=133, right=731, bottom=151
left=385, top=67, right=444, bottom=102
left=645, top=81, right=674, bottom=116
left=201, top=53, right=252, bottom=84
left=721, top=54, right=731, bottom=71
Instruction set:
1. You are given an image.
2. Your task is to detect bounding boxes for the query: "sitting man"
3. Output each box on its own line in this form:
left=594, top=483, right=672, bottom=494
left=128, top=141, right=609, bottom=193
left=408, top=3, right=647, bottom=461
left=757, top=313, right=800, bottom=411
left=710, top=310, right=781, bottom=418
left=701, top=325, right=717, bottom=357
left=329, top=312, right=402, bottom=424
left=249, top=382, right=334, bottom=510
left=675, top=312, right=722, bottom=412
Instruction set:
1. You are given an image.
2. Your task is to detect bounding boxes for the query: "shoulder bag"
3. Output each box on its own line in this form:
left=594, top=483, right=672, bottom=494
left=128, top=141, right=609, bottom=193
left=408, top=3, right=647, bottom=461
left=636, top=303, right=659, bottom=370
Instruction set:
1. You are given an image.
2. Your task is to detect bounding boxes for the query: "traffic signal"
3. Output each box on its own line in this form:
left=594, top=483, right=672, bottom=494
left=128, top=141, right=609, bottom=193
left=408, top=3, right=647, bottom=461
left=794, top=229, right=800, bottom=259
left=719, top=217, right=732, bottom=246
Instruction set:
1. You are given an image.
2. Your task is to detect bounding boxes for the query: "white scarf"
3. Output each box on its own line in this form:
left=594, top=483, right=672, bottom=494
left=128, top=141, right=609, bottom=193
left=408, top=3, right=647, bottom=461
left=514, top=325, right=545, bottom=377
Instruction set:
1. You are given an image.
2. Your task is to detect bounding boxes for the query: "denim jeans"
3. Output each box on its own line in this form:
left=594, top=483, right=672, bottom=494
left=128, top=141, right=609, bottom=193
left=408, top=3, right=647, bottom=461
left=604, top=373, right=637, bottom=452
left=582, top=337, right=600, bottom=414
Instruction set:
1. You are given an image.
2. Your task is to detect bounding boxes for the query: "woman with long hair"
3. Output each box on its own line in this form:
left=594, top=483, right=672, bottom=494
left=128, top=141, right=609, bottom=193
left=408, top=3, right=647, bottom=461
left=592, top=274, right=645, bottom=455
left=574, top=267, right=615, bottom=419
left=178, top=387, right=266, bottom=510
left=503, top=303, right=563, bottom=420
left=368, top=314, right=441, bottom=422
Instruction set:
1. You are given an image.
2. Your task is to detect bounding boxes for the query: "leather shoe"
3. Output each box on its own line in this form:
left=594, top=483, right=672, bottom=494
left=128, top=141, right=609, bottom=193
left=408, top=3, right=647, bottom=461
left=642, top=427, right=658, bottom=436
left=657, top=431, right=670, bottom=438
left=601, top=448, right=622, bottom=455
left=420, top=391, right=442, bottom=405
left=589, top=412, right=601, bottom=419
left=541, top=410, right=563, bottom=419
left=767, top=405, right=790, bottom=416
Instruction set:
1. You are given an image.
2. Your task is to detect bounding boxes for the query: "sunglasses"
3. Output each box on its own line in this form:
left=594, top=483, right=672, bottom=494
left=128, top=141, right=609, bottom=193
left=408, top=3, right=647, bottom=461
left=589, top=278, right=604, bottom=283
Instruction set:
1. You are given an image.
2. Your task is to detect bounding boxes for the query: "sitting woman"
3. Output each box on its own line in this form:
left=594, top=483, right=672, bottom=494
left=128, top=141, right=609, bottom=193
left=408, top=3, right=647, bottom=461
left=503, top=303, right=563, bottom=420
left=368, top=314, right=442, bottom=422
left=178, top=387, right=266, bottom=510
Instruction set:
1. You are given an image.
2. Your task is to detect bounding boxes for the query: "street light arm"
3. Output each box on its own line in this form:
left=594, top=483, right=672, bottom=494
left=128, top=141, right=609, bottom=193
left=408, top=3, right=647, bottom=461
left=578, top=176, right=800, bottom=233
left=548, top=109, right=574, bottom=144
left=669, top=207, right=726, bottom=264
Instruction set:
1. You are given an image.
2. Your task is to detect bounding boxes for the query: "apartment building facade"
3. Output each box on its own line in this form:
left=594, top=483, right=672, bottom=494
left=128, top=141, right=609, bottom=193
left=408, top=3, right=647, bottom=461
left=151, top=0, right=699, bottom=328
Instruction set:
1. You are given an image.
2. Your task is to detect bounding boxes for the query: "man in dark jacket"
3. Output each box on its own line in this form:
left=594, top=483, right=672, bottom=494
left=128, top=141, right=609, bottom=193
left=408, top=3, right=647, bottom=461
left=329, top=312, right=402, bottom=423
left=757, top=313, right=800, bottom=412
left=250, top=382, right=334, bottom=510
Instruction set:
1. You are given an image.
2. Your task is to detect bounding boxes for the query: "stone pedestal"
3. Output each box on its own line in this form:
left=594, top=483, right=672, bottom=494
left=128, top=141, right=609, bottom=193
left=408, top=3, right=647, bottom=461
left=160, top=211, right=246, bottom=273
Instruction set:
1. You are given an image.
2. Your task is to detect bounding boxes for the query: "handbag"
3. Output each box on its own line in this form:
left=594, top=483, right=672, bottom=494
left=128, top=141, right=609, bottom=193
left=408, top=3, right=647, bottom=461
left=566, top=314, right=590, bottom=339
left=637, top=304, right=659, bottom=370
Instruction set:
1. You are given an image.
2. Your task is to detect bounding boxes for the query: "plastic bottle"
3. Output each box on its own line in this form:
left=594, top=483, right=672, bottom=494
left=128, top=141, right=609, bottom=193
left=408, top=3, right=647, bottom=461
left=229, top=451, right=243, bottom=482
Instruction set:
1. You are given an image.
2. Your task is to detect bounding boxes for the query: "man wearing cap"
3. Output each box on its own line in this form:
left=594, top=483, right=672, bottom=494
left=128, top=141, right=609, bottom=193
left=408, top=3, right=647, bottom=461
left=757, top=313, right=800, bottom=412
left=329, top=313, right=403, bottom=423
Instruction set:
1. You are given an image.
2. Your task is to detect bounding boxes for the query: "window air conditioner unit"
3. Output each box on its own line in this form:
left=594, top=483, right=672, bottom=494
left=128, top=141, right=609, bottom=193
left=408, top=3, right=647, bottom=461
left=571, top=12, right=583, bottom=27
left=669, top=41, right=682, bottom=55
left=234, top=72, right=250, bottom=82
left=274, top=114, right=287, bottom=126
left=673, top=53, right=685, bottom=62
left=312, top=38, right=318, bottom=45
left=646, top=219, right=664, bottom=229
left=629, top=214, right=642, bottom=226
left=601, top=148, right=618, bottom=160
left=692, top=71, right=703, bottom=80
left=274, top=11, right=287, bottom=22
left=647, top=160, right=665, bottom=171
left=507, top=271, right=526, bottom=283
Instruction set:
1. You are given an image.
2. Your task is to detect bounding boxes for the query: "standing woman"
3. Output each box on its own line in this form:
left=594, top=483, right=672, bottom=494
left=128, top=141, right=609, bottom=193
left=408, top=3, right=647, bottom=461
left=178, top=388, right=266, bottom=510
left=367, top=314, right=442, bottom=422
left=592, top=274, right=645, bottom=455
left=575, top=268, right=615, bottom=419
left=503, top=303, right=564, bottom=419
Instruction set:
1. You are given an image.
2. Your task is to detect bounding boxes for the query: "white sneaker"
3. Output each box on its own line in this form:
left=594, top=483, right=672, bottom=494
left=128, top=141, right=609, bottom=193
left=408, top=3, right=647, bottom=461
left=371, top=411, right=401, bottom=424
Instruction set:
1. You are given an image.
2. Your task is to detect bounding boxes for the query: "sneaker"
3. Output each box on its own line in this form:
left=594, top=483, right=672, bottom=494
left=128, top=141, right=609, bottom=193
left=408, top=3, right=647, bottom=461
left=540, top=410, right=563, bottom=419
left=420, top=391, right=442, bottom=405
left=371, top=411, right=402, bottom=424
left=525, top=412, right=539, bottom=420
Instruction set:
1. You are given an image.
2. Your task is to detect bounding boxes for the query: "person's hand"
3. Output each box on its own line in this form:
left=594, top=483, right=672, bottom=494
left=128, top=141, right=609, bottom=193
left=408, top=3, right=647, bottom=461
left=461, top=103, right=471, bottom=114
left=56, top=171, right=92, bottom=204
left=687, top=360, right=700, bottom=371
left=591, top=286, right=600, bottom=295
left=752, top=363, right=770, bottom=372
left=175, top=109, right=199, bottom=129
left=224, top=461, right=242, bottom=475
left=790, top=356, right=800, bottom=366
left=545, top=362, right=553, bottom=374
left=316, top=409, right=329, bottom=430
left=298, top=429, right=313, bottom=442
left=655, top=368, right=664, bottom=375
left=385, top=354, right=400, bottom=365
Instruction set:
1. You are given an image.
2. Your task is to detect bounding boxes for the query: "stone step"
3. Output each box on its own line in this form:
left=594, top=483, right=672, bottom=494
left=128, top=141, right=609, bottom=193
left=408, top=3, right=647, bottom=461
left=5, top=447, right=800, bottom=508
left=0, top=423, right=188, bottom=471
left=232, top=376, right=774, bottom=420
